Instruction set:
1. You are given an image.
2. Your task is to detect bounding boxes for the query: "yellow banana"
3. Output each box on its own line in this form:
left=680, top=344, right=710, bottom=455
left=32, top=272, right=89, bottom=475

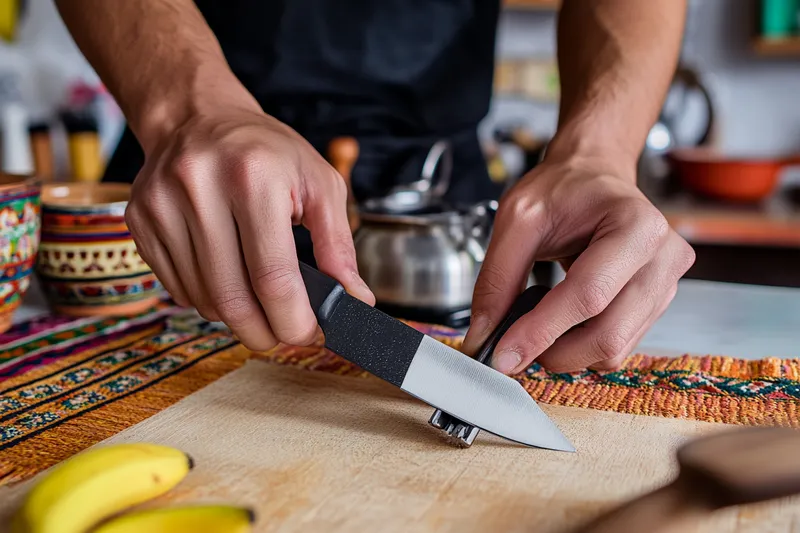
left=91, top=505, right=255, bottom=533
left=12, top=442, right=193, bottom=533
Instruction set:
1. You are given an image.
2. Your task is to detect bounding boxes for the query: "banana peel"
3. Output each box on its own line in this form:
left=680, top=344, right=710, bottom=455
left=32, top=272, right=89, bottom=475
left=92, top=505, right=255, bottom=533
left=11, top=443, right=193, bottom=533
left=0, top=0, right=20, bottom=43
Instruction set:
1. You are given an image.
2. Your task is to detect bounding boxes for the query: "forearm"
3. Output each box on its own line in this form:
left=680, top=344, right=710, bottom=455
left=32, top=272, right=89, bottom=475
left=547, top=0, right=687, bottom=176
left=56, top=0, right=259, bottom=152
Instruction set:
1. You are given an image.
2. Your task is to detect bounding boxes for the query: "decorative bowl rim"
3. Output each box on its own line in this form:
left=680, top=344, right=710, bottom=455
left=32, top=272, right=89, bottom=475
left=0, top=173, right=41, bottom=194
left=41, top=183, right=130, bottom=212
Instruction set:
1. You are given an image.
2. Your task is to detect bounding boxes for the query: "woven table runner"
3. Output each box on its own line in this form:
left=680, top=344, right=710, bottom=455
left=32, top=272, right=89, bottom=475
left=1, top=304, right=799, bottom=486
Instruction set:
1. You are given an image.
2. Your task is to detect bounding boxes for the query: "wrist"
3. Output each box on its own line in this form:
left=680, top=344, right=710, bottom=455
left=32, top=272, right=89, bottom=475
left=543, top=118, right=641, bottom=184
left=127, top=61, right=261, bottom=154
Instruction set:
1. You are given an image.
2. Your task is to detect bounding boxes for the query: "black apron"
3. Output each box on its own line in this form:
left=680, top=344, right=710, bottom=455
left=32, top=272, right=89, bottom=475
left=104, top=0, right=503, bottom=264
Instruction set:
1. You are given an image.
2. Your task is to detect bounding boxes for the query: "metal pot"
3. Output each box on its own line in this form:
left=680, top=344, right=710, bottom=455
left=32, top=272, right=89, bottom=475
left=354, top=141, right=496, bottom=326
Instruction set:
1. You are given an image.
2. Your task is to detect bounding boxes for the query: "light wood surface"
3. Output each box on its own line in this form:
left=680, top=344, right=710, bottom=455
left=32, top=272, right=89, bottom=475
left=579, top=427, right=800, bottom=533
left=2, top=362, right=798, bottom=533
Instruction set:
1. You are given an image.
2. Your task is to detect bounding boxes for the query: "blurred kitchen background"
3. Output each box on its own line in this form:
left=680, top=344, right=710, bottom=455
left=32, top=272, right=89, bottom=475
left=1, top=0, right=800, bottom=288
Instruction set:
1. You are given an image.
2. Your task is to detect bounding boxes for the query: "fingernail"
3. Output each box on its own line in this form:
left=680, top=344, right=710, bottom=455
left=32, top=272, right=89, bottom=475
left=492, top=348, right=522, bottom=374
left=462, top=313, right=490, bottom=355
left=352, top=271, right=375, bottom=304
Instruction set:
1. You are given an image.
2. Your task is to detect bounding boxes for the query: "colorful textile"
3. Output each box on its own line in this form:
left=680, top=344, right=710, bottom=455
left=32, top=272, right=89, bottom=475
left=1, top=304, right=799, bottom=486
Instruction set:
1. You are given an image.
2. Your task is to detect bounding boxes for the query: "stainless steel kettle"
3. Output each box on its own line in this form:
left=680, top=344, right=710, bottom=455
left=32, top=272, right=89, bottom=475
left=354, top=141, right=497, bottom=327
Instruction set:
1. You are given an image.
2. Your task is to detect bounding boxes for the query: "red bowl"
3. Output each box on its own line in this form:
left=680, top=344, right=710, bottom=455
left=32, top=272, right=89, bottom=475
left=668, top=148, right=796, bottom=203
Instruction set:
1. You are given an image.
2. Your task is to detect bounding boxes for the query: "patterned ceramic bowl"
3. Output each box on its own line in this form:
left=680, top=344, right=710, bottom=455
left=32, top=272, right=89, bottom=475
left=0, top=174, right=41, bottom=333
left=37, top=183, right=162, bottom=316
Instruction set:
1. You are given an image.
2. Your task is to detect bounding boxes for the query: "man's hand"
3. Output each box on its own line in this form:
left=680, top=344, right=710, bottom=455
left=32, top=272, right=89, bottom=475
left=463, top=0, right=691, bottom=373
left=462, top=154, right=694, bottom=374
left=55, top=0, right=374, bottom=352
left=126, top=107, right=374, bottom=351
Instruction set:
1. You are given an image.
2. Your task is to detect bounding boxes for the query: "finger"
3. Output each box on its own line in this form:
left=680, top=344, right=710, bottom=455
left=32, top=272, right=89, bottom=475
left=235, top=182, right=319, bottom=347
left=588, top=283, right=676, bottom=371
left=492, top=204, right=669, bottom=373
left=304, top=171, right=374, bottom=305
left=126, top=209, right=190, bottom=307
left=537, top=232, right=688, bottom=373
left=152, top=210, right=219, bottom=322
left=180, top=202, right=279, bottom=351
left=462, top=195, right=544, bottom=356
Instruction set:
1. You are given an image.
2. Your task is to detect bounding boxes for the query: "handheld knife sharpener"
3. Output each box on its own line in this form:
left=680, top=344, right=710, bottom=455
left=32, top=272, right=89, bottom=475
left=429, top=285, right=552, bottom=447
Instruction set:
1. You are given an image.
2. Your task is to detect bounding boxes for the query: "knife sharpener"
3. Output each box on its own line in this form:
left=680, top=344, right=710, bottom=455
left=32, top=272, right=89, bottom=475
left=429, top=285, right=551, bottom=447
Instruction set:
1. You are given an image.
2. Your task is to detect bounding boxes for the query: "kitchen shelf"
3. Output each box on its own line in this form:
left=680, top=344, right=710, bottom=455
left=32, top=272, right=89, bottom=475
left=502, top=0, right=560, bottom=10
left=657, top=197, right=800, bottom=248
left=753, top=36, right=800, bottom=57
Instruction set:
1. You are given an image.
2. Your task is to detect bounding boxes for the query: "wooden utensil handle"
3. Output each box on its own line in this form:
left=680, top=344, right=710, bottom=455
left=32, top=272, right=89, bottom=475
left=576, top=482, right=710, bottom=533
left=327, top=137, right=360, bottom=233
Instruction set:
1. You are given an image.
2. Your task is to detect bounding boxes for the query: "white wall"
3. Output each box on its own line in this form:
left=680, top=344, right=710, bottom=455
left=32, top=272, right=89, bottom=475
left=487, top=0, right=800, bottom=157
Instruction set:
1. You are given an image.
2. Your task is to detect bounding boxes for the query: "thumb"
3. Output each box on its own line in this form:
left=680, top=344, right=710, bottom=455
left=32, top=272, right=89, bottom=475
left=462, top=203, right=541, bottom=369
left=303, top=177, right=375, bottom=306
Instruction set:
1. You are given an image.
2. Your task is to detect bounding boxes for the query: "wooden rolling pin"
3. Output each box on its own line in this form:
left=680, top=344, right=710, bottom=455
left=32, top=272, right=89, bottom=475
left=327, top=137, right=360, bottom=233
left=577, top=427, right=800, bottom=533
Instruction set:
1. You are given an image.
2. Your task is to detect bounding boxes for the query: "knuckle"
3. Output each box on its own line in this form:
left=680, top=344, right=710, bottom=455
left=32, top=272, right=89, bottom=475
left=212, top=291, right=256, bottom=328
left=251, top=260, right=301, bottom=302
left=167, top=150, right=203, bottom=182
left=501, top=190, right=545, bottom=224
left=676, top=240, right=696, bottom=273
left=624, top=201, right=670, bottom=253
left=572, top=274, right=615, bottom=318
left=521, top=327, right=557, bottom=356
left=594, top=327, right=629, bottom=361
left=473, top=262, right=512, bottom=299
left=330, top=171, right=348, bottom=197
left=231, top=146, right=272, bottom=180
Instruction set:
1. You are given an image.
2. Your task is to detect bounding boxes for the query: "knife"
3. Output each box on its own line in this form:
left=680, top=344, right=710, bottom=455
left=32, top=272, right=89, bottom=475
left=299, top=261, right=574, bottom=452
left=429, top=284, right=552, bottom=447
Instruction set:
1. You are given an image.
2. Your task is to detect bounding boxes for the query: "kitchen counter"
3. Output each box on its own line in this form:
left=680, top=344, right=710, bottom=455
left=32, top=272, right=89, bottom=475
left=635, top=279, right=800, bottom=359
left=12, top=277, right=800, bottom=360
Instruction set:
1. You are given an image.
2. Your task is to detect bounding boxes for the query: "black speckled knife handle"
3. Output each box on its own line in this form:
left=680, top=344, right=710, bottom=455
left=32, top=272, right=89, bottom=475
left=299, top=261, right=423, bottom=387
left=429, top=284, right=551, bottom=447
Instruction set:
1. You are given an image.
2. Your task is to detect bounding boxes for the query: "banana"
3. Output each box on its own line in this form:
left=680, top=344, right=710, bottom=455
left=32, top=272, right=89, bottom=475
left=12, top=442, right=193, bottom=533
left=91, top=505, right=255, bottom=533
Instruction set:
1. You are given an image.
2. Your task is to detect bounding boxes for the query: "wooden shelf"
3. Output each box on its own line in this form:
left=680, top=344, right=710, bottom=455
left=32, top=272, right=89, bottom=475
left=502, top=0, right=560, bottom=10
left=656, top=196, right=800, bottom=249
left=753, top=36, right=800, bottom=57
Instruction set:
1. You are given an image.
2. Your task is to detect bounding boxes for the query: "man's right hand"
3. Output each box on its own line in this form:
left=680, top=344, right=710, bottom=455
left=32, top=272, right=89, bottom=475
left=125, top=107, right=375, bottom=351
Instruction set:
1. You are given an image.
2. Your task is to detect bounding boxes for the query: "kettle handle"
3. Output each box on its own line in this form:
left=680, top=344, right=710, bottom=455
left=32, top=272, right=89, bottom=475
left=403, top=140, right=452, bottom=198
left=672, top=66, right=715, bottom=147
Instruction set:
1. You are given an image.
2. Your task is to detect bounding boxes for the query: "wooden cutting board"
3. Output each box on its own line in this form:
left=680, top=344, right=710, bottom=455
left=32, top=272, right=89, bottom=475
left=1, top=361, right=798, bottom=533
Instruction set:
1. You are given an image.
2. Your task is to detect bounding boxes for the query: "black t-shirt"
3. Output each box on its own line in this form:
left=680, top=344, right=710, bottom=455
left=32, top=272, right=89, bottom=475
left=106, top=0, right=502, bottom=204
left=194, top=0, right=500, bottom=138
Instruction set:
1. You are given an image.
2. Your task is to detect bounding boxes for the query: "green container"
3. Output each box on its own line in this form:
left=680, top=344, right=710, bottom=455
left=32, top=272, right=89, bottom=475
left=762, top=0, right=798, bottom=37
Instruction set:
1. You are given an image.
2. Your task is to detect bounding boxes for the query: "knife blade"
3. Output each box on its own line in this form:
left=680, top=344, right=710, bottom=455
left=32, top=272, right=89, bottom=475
left=429, top=284, right=553, bottom=447
left=299, top=261, right=574, bottom=452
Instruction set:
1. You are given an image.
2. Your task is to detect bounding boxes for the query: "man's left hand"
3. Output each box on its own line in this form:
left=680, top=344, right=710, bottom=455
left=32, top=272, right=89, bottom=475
left=462, top=154, right=695, bottom=374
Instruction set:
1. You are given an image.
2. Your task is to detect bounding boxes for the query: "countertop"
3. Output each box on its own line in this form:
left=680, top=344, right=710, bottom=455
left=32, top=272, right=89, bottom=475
left=12, top=277, right=800, bottom=360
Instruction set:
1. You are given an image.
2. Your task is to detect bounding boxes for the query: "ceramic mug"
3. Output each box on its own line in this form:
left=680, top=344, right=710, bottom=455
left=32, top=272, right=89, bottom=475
left=0, top=174, right=41, bottom=333
left=36, top=183, right=162, bottom=316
